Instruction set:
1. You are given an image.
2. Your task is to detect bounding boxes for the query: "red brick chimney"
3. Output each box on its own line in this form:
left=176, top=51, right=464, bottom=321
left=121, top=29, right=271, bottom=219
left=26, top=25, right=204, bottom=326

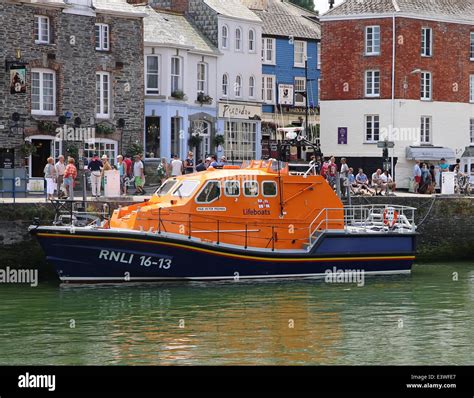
left=149, top=0, right=189, bottom=13
left=172, top=0, right=188, bottom=13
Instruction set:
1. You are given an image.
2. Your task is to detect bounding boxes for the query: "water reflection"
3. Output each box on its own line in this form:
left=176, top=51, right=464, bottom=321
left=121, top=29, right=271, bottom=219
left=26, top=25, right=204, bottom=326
left=0, top=263, right=473, bottom=365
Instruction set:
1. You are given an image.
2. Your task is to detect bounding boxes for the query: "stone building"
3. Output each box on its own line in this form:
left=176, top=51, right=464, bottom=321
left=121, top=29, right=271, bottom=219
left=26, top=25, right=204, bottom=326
left=0, top=0, right=145, bottom=181
left=320, top=0, right=474, bottom=188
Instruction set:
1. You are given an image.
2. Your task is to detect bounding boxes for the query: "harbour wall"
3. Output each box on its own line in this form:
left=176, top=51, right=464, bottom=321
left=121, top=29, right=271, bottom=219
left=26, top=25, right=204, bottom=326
left=0, top=196, right=472, bottom=279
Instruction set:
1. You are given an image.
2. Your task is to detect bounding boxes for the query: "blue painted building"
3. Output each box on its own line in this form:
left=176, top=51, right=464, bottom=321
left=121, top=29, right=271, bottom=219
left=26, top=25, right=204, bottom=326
left=250, top=0, right=321, bottom=159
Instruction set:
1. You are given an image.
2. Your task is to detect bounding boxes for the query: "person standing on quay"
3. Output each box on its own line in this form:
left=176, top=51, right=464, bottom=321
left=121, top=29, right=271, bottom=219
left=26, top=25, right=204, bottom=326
left=63, top=157, right=77, bottom=200
left=88, top=154, right=103, bottom=198
left=44, top=157, right=57, bottom=201
left=133, top=155, right=146, bottom=195
left=55, top=155, right=66, bottom=199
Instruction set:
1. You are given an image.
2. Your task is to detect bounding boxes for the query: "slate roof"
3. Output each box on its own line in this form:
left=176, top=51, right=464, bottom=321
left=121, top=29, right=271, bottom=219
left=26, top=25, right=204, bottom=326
left=142, top=6, right=219, bottom=55
left=323, top=0, right=474, bottom=23
left=93, top=0, right=146, bottom=16
left=204, top=0, right=262, bottom=22
left=251, top=0, right=320, bottom=39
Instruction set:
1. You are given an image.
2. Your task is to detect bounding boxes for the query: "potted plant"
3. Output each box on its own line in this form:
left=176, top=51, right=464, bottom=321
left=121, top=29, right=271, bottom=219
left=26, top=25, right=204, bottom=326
left=197, top=92, right=213, bottom=105
left=19, top=142, right=37, bottom=158
left=126, top=143, right=143, bottom=158
left=95, top=123, right=115, bottom=135
left=37, top=120, right=57, bottom=134
left=212, top=135, right=225, bottom=151
left=171, top=90, right=185, bottom=100
left=188, top=134, right=203, bottom=150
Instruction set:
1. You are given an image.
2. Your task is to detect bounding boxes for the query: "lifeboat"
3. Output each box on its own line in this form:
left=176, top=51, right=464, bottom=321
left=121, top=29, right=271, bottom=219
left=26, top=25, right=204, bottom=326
left=30, top=160, right=417, bottom=282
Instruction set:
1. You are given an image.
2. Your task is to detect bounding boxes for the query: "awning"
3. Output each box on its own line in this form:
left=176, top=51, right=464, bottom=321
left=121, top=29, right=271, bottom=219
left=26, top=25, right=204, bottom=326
left=406, top=146, right=456, bottom=161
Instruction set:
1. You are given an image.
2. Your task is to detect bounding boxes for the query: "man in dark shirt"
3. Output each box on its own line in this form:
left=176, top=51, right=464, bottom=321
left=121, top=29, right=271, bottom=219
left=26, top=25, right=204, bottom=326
left=88, top=154, right=103, bottom=197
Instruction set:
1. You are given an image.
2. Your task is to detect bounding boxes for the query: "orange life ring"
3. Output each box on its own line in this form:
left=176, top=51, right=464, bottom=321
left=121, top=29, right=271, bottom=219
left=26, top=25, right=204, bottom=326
left=383, top=207, right=399, bottom=229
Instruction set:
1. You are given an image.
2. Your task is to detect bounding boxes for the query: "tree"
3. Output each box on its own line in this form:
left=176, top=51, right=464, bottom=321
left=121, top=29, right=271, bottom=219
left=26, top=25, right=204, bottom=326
left=289, top=0, right=316, bottom=11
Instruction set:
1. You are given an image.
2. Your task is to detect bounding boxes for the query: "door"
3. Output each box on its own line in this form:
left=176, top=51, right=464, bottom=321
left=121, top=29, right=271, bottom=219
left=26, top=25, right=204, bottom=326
left=31, top=139, right=52, bottom=177
left=145, top=117, right=160, bottom=158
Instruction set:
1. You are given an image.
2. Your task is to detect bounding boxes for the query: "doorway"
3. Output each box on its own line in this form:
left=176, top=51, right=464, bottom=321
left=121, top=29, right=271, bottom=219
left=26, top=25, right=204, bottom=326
left=31, top=139, right=52, bottom=177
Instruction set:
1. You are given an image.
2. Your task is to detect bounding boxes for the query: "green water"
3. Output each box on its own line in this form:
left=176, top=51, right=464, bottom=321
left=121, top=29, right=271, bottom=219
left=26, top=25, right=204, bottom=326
left=0, top=263, right=473, bottom=365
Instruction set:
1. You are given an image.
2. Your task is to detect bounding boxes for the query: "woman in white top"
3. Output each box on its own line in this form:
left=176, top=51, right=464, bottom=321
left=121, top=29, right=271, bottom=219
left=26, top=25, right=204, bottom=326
left=43, top=157, right=57, bottom=201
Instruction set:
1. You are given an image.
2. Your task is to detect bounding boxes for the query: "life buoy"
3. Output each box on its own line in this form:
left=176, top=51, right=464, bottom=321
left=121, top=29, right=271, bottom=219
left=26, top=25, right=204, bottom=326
left=383, top=207, right=399, bottom=229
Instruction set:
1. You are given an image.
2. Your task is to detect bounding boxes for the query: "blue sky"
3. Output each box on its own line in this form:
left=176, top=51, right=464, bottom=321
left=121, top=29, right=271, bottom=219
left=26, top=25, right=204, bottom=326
left=315, top=0, right=343, bottom=14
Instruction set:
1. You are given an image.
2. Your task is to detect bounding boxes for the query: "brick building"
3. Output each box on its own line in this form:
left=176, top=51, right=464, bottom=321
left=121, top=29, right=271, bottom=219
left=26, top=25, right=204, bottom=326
left=0, top=0, right=145, bottom=182
left=320, top=0, right=474, bottom=188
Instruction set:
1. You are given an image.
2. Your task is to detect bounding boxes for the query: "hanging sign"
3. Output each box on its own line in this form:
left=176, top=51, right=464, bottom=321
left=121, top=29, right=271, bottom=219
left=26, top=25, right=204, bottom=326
left=10, top=65, right=27, bottom=94
left=278, top=84, right=294, bottom=106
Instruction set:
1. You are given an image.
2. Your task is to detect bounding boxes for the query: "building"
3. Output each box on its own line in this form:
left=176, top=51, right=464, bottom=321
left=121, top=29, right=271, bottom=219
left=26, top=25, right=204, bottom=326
left=320, top=0, right=474, bottom=188
left=141, top=5, right=220, bottom=161
left=0, top=0, right=145, bottom=182
left=248, top=0, right=321, bottom=160
left=150, top=0, right=264, bottom=162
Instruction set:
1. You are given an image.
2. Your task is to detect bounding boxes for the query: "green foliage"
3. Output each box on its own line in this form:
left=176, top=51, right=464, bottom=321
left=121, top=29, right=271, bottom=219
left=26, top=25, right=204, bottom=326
left=65, top=143, right=79, bottom=161
left=212, top=135, right=225, bottom=148
left=289, top=0, right=315, bottom=11
left=171, top=90, right=185, bottom=100
left=127, top=143, right=143, bottom=157
left=95, top=123, right=115, bottom=135
left=19, top=142, right=37, bottom=157
left=188, top=134, right=203, bottom=149
left=37, top=120, right=58, bottom=133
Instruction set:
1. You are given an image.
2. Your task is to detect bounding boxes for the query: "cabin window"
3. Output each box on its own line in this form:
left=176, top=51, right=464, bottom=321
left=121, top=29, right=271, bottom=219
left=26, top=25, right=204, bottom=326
left=243, top=181, right=259, bottom=197
left=172, top=180, right=200, bottom=198
left=225, top=180, right=240, bottom=197
left=196, top=181, right=221, bottom=203
left=156, top=179, right=176, bottom=196
left=262, top=181, right=277, bottom=197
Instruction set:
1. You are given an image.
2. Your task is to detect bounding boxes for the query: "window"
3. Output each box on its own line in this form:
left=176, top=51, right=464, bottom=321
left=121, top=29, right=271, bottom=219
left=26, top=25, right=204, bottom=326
left=171, top=57, right=182, bottom=93
left=243, top=181, right=259, bottom=197
left=225, top=180, right=240, bottom=197
left=317, top=42, right=321, bottom=69
left=235, top=28, right=242, bottom=51
left=95, top=23, right=109, bottom=51
left=156, top=180, right=177, bottom=196
left=171, top=117, right=182, bottom=157
left=145, top=116, right=160, bottom=158
left=365, top=115, right=380, bottom=142
left=235, top=75, right=242, bottom=97
left=262, top=181, right=277, bottom=197
left=172, top=180, right=200, bottom=198
left=196, top=181, right=221, bottom=203
left=96, top=72, right=110, bottom=118
left=222, top=74, right=229, bottom=97
left=421, top=27, right=432, bottom=57
left=146, top=55, right=160, bottom=95
left=294, top=40, right=307, bottom=67
left=262, top=38, right=275, bottom=64
left=295, top=77, right=306, bottom=106
left=249, top=76, right=255, bottom=98
left=420, top=71, right=432, bottom=100
left=365, top=70, right=380, bottom=97
left=197, top=62, right=207, bottom=94
left=249, top=29, right=255, bottom=52
left=262, top=75, right=275, bottom=104
left=222, top=25, right=228, bottom=49
left=470, top=118, right=474, bottom=144
left=470, top=32, right=474, bottom=60
left=31, top=69, right=55, bottom=115
left=365, top=25, right=380, bottom=55
left=470, top=75, right=474, bottom=103
left=224, top=121, right=257, bottom=161
left=34, top=16, right=50, bottom=44
left=84, top=139, right=118, bottom=165
left=420, top=116, right=432, bottom=144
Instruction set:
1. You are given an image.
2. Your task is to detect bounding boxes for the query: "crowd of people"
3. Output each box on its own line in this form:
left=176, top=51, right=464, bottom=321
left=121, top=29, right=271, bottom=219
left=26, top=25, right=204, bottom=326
left=310, top=156, right=396, bottom=197
left=413, top=158, right=470, bottom=194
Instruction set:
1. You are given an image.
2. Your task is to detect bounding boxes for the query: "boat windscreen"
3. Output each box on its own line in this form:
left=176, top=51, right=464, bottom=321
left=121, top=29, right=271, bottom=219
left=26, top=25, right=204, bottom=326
left=172, top=180, right=201, bottom=198
left=155, top=180, right=177, bottom=196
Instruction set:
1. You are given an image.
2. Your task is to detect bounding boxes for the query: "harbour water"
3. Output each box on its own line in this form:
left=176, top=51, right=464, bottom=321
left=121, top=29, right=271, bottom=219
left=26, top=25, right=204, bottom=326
left=0, top=262, right=473, bottom=366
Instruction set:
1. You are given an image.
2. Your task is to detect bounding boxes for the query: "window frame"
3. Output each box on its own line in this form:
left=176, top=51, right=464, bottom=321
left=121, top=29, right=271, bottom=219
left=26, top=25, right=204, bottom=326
left=195, top=180, right=221, bottom=204
left=262, top=74, right=275, bottom=104
left=470, top=75, right=474, bottom=103
left=221, top=25, right=229, bottom=49
left=170, top=56, right=182, bottom=93
left=420, top=71, right=432, bottom=101
left=365, top=114, right=380, bottom=143
left=96, top=71, right=111, bottom=119
left=84, top=138, right=118, bottom=166
left=365, top=70, right=380, bottom=98
left=248, top=75, right=255, bottom=98
left=235, top=27, right=242, bottom=52
left=262, top=181, right=278, bottom=197
left=421, top=27, right=433, bottom=57
left=172, top=180, right=201, bottom=198
left=224, top=180, right=240, bottom=197
left=470, top=118, right=474, bottom=145
left=31, top=68, right=56, bottom=116
left=294, top=40, right=307, bottom=68
left=420, top=116, right=432, bottom=145
left=222, top=73, right=229, bottom=97
left=243, top=180, right=259, bottom=197
left=262, top=38, right=276, bottom=65
left=365, top=25, right=381, bottom=56
left=294, top=77, right=306, bottom=106
left=34, top=15, right=50, bottom=44
left=470, top=32, right=474, bottom=61
left=145, top=55, right=160, bottom=95
left=197, top=62, right=208, bottom=95
left=248, top=29, right=256, bottom=53
left=95, top=23, right=110, bottom=51
left=235, top=75, right=242, bottom=98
